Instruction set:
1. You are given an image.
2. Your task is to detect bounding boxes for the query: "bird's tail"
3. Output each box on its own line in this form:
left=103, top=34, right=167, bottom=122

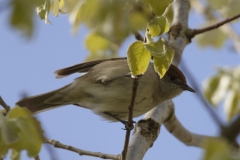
left=16, top=84, right=71, bottom=114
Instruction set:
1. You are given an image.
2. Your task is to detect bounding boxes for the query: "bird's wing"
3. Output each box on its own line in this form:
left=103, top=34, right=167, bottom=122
left=54, top=57, right=127, bottom=79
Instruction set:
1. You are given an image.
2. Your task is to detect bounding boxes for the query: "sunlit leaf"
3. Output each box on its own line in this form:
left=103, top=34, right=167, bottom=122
left=53, top=0, right=59, bottom=16
left=11, top=149, right=20, bottom=160
left=203, top=74, right=230, bottom=106
left=144, top=0, right=173, bottom=16
left=153, top=48, right=174, bottom=78
left=10, top=0, right=35, bottom=37
left=0, top=106, right=44, bottom=158
left=196, top=27, right=226, bottom=48
left=36, top=0, right=51, bottom=24
left=207, top=0, right=229, bottom=9
left=203, top=138, right=232, bottom=160
left=85, top=33, right=110, bottom=53
left=127, top=41, right=151, bottom=76
left=224, top=90, right=240, bottom=121
left=163, top=5, right=173, bottom=25
left=144, top=38, right=166, bottom=57
left=148, top=16, right=169, bottom=37
left=129, top=11, right=148, bottom=31
left=220, top=0, right=240, bottom=18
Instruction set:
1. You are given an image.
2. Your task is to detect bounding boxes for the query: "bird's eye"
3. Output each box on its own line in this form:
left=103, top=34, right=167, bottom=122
left=169, top=76, right=176, bottom=81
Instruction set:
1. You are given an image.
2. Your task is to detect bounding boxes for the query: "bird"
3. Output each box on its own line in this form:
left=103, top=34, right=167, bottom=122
left=16, top=57, right=195, bottom=122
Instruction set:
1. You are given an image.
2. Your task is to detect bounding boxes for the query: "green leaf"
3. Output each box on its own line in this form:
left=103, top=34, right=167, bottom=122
left=0, top=106, right=44, bottom=158
left=148, top=16, right=169, bottom=37
left=203, top=138, right=232, bottom=160
left=10, top=0, right=35, bottom=37
left=11, top=149, right=20, bottom=160
left=153, top=48, right=174, bottom=78
left=53, top=0, right=59, bottom=16
left=196, top=27, right=226, bottom=48
left=145, top=0, right=173, bottom=16
left=36, top=0, right=51, bottom=24
left=220, top=0, right=240, bottom=18
left=203, top=75, right=230, bottom=106
left=127, top=41, right=151, bottom=76
left=85, top=33, right=110, bottom=53
left=144, top=38, right=165, bottom=57
left=207, top=0, right=229, bottom=9
left=224, top=90, right=240, bottom=121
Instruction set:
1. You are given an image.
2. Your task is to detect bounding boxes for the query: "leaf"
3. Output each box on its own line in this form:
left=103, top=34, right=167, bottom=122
left=127, top=41, right=151, bottom=76
left=85, top=33, right=110, bottom=53
left=53, top=0, right=59, bottom=16
left=11, top=149, right=20, bottom=160
left=144, top=0, right=173, bottom=16
left=220, top=0, right=240, bottom=18
left=0, top=106, right=44, bottom=158
left=224, top=90, right=240, bottom=121
left=148, top=16, right=169, bottom=37
left=206, top=0, right=229, bottom=9
left=144, top=38, right=165, bottom=57
left=10, top=0, right=35, bottom=37
left=203, top=138, right=232, bottom=160
left=196, top=27, right=226, bottom=48
left=203, top=74, right=230, bottom=106
left=36, top=0, right=51, bottom=24
left=153, top=48, right=174, bottom=78
left=129, top=11, right=148, bottom=31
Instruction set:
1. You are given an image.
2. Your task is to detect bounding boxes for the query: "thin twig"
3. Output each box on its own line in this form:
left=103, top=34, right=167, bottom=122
left=180, top=62, right=225, bottom=129
left=34, top=155, right=40, bottom=160
left=189, top=12, right=240, bottom=38
left=132, top=31, right=144, bottom=42
left=0, top=96, right=10, bottom=113
left=121, top=77, right=139, bottom=160
left=45, top=139, right=120, bottom=160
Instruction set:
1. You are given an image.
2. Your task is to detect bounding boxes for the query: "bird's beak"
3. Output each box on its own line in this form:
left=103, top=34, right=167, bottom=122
left=181, top=84, right=196, bottom=93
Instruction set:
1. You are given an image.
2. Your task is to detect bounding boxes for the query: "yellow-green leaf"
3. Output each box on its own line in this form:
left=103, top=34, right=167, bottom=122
left=11, top=149, right=20, bottom=160
left=224, top=90, right=240, bottom=121
left=10, top=0, right=35, bottom=37
left=144, top=0, right=173, bottom=16
left=203, top=75, right=230, bottom=106
left=144, top=38, right=165, bottom=57
left=207, top=0, right=229, bottom=9
left=127, top=41, right=151, bottom=76
left=203, top=138, right=231, bottom=160
left=53, top=0, right=59, bottom=16
left=85, top=33, right=110, bottom=53
left=36, top=0, right=51, bottom=24
left=0, top=106, right=44, bottom=158
left=153, top=48, right=174, bottom=78
left=196, top=27, right=226, bottom=48
left=148, top=16, right=169, bottom=37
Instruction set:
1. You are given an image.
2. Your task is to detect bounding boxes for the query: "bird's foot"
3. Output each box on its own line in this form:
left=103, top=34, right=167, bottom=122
left=103, top=111, right=135, bottom=130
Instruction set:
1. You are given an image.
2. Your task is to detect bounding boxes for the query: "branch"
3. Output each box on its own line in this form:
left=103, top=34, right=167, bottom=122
left=0, top=96, right=10, bottom=114
left=180, top=61, right=224, bottom=128
left=122, top=77, right=139, bottom=160
left=189, top=12, right=240, bottom=38
left=191, top=0, right=240, bottom=54
left=126, top=100, right=173, bottom=160
left=45, top=139, right=121, bottom=160
left=164, top=110, right=219, bottom=147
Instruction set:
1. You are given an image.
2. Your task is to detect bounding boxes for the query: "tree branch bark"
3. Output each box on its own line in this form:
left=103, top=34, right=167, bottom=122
left=45, top=139, right=121, bottom=160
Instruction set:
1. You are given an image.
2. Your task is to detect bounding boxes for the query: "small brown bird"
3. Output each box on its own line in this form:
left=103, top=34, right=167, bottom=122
left=16, top=57, right=195, bottom=121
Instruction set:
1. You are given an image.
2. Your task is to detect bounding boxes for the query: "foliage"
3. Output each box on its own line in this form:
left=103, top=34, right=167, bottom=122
left=0, top=106, right=44, bottom=159
left=204, top=66, right=240, bottom=121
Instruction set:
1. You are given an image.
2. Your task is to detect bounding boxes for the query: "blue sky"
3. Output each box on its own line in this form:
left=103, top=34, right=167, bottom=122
left=0, top=8, right=240, bottom=160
